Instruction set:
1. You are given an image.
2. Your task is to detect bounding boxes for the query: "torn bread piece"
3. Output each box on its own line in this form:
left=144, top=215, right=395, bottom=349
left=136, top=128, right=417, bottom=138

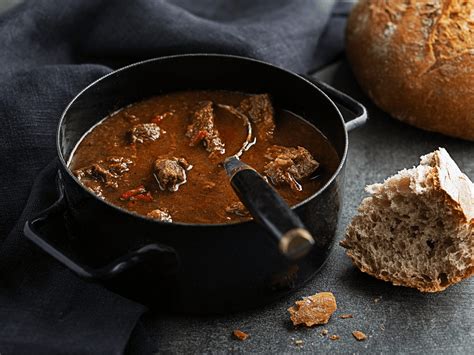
left=288, top=292, right=337, bottom=326
left=341, top=148, right=473, bottom=292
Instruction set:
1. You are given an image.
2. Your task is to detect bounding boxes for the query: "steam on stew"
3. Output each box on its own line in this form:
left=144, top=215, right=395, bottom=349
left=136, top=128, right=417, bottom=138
left=69, top=91, right=339, bottom=224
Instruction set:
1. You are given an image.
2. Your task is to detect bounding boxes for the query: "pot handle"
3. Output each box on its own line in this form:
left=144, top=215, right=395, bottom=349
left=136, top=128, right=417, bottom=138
left=224, top=156, right=315, bottom=260
left=302, top=76, right=368, bottom=131
left=23, top=190, right=178, bottom=281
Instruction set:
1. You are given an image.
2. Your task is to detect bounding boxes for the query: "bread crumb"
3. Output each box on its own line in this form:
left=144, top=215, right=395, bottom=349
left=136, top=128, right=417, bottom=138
left=288, top=292, right=337, bottom=326
left=321, top=329, right=329, bottom=336
left=339, top=314, right=353, bottom=319
left=380, top=324, right=385, bottom=331
left=294, top=339, right=304, bottom=346
left=374, top=297, right=381, bottom=303
left=233, top=329, right=249, bottom=341
left=329, top=335, right=340, bottom=341
left=352, top=330, right=367, bottom=341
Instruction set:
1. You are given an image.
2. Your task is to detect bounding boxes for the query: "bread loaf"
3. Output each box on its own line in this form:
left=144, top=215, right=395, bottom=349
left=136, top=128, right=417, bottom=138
left=346, top=0, right=474, bottom=141
left=341, top=148, right=473, bottom=292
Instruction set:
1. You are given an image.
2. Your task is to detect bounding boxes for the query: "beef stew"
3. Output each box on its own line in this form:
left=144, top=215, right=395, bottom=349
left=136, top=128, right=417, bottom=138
left=69, top=90, right=339, bottom=224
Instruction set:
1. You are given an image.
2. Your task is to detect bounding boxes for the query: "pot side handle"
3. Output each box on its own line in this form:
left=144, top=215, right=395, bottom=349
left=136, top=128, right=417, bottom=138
left=23, top=191, right=178, bottom=281
left=302, top=76, right=368, bottom=131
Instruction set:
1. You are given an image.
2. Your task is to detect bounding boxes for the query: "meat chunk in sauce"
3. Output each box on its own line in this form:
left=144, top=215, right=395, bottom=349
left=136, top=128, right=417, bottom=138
left=186, top=101, right=225, bottom=156
left=74, top=157, right=133, bottom=189
left=153, top=157, right=192, bottom=192
left=225, top=201, right=250, bottom=217
left=69, top=90, right=340, bottom=224
left=264, top=145, right=319, bottom=191
left=147, top=208, right=173, bottom=222
left=128, top=123, right=161, bottom=143
left=239, top=94, right=275, bottom=141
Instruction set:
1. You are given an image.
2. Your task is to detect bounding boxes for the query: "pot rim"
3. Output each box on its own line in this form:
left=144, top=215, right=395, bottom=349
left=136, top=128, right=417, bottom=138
left=57, top=53, right=348, bottom=228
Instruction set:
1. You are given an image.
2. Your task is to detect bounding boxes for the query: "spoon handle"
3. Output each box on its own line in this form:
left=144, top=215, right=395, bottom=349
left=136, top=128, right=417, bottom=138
left=224, top=156, right=314, bottom=260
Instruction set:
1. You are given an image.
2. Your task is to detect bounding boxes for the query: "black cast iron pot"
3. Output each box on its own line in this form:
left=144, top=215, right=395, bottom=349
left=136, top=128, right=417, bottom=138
left=24, top=54, right=367, bottom=314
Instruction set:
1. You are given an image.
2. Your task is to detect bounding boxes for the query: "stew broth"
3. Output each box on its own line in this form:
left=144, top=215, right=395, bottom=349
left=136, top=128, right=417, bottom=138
left=69, top=90, right=339, bottom=224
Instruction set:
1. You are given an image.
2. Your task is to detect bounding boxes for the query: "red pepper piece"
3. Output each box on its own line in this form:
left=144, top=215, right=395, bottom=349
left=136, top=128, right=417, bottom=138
left=151, top=112, right=173, bottom=124
left=130, top=191, right=153, bottom=202
left=120, top=185, right=147, bottom=200
left=151, top=115, right=164, bottom=124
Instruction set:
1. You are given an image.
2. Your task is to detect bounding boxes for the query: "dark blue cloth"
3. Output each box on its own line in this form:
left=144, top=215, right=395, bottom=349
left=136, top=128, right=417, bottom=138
left=0, top=0, right=352, bottom=353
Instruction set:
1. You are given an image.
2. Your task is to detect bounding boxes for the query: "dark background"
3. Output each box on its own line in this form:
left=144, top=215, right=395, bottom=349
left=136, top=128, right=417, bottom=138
left=130, top=61, right=474, bottom=354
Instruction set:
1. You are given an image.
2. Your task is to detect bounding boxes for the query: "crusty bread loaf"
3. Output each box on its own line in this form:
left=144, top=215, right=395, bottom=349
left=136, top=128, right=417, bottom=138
left=346, top=0, right=474, bottom=141
left=341, top=148, right=473, bottom=292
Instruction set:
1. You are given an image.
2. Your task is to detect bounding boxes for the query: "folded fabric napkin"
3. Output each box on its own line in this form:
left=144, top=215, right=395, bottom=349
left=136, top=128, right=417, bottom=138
left=0, top=0, right=353, bottom=353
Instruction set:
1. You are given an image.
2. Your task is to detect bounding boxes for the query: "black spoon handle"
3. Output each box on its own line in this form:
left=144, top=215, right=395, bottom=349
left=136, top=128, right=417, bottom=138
left=224, top=156, right=314, bottom=260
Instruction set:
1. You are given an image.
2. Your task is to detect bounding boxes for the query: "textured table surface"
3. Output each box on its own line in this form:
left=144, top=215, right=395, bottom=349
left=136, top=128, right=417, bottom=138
left=135, top=60, right=474, bottom=354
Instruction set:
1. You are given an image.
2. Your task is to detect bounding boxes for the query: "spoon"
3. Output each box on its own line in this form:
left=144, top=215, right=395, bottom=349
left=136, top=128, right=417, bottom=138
left=218, top=104, right=315, bottom=260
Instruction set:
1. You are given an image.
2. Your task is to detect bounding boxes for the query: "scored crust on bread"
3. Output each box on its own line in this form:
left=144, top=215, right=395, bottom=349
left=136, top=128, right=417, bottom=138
left=341, top=148, right=473, bottom=292
left=346, top=0, right=474, bottom=141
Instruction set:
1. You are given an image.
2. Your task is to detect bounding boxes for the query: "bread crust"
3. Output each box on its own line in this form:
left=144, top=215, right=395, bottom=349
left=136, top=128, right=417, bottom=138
left=346, top=0, right=474, bottom=141
left=341, top=148, right=474, bottom=292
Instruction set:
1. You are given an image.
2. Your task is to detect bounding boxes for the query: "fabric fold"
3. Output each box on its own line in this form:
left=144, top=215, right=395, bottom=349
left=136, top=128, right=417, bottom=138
left=0, top=0, right=353, bottom=353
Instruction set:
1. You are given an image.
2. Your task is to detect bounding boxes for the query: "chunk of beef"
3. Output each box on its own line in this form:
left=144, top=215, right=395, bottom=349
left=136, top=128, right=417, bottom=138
left=147, top=208, right=173, bottom=222
left=239, top=94, right=275, bottom=141
left=128, top=123, right=161, bottom=144
left=74, top=157, right=133, bottom=189
left=263, top=145, right=319, bottom=191
left=153, top=157, right=192, bottom=192
left=186, top=101, right=225, bottom=156
left=75, top=163, right=112, bottom=183
left=107, top=157, right=134, bottom=176
left=225, top=201, right=250, bottom=217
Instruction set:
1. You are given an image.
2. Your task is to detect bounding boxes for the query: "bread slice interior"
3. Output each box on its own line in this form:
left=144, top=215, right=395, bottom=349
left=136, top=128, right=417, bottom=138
left=341, top=148, right=473, bottom=292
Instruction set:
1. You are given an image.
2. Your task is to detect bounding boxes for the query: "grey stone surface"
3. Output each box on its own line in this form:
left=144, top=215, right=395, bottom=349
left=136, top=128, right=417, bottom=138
left=137, top=60, right=474, bottom=354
